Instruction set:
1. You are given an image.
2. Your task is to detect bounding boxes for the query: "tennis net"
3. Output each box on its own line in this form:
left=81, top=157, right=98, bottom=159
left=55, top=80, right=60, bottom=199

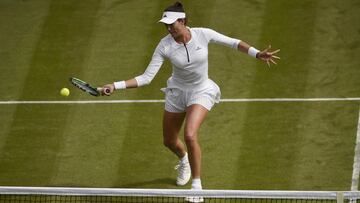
left=0, top=186, right=359, bottom=203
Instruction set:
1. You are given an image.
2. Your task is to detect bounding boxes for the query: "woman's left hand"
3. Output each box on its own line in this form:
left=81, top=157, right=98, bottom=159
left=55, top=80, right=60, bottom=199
left=257, top=45, right=280, bottom=67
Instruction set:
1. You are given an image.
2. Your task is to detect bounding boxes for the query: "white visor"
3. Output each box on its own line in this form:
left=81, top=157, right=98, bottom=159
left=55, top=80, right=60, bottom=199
left=158, top=11, right=186, bottom=24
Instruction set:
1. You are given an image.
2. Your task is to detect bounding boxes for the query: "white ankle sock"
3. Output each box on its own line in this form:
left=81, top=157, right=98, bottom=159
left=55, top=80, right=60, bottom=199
left=191, top=178, right=202, bottom=189
left=180, top=153, right=188, bottom=164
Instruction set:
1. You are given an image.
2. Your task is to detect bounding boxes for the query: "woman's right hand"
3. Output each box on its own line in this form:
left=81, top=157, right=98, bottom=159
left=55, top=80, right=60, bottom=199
left=101, top=84, right=115, bottom=96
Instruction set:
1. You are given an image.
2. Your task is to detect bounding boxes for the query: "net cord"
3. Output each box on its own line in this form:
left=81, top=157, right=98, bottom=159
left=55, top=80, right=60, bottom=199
left=1, top=186, right=356, bottom=200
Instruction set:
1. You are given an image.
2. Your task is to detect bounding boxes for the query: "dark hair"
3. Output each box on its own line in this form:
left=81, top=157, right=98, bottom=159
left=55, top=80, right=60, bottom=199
left=164, top=2, right=187, bottom=25
left=164, top=1, right=185, bottom=13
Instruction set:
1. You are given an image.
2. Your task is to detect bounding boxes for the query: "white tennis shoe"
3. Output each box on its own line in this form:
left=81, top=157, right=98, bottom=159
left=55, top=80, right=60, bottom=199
left=185, top=187, right=204, bottom=203
left=174, top=160, right=191, bottom=186
left=185, top=195, right=204, bottom=203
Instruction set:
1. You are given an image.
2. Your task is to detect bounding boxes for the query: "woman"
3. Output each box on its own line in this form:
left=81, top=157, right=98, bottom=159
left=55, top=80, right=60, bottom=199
left=102, top=2, right=280, bottom=191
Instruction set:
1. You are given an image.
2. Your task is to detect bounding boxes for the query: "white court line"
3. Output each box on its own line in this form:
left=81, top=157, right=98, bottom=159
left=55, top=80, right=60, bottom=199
left=0, top=97, right=360, bottom=105
left=0, top=100, right=165, bottom=104
left=351, top=106, right=360, bottom=191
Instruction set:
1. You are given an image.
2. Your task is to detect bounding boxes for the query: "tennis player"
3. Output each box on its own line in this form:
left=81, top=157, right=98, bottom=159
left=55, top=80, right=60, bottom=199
left=102, top=1, right=280, bottom=191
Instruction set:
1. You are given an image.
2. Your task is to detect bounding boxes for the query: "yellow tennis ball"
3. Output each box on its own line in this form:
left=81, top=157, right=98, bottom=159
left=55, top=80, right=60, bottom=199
left=60, top=88, right=70, bottom=97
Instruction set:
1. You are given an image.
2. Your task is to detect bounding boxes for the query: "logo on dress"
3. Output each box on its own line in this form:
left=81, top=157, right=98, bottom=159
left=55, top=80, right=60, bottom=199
left=195, top=46, right=202, bottom=51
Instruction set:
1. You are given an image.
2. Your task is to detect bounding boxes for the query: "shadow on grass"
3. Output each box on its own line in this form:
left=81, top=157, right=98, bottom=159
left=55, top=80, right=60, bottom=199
left=117, top=178, right=176, bottom=188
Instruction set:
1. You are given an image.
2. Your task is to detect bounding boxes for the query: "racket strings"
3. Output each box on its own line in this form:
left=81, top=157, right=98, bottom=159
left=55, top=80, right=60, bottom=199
left=70, top=78, right=100, bottom=96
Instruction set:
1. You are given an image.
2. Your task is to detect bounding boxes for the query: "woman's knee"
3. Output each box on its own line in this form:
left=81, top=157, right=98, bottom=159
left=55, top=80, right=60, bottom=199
left=163, top=136, right=177, bottom=148
left=184, top=129, right=198, bottom=144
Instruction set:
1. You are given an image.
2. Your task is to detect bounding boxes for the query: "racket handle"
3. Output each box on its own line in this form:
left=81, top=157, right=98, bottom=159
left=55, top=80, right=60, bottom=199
left=97, top=87, right=111, bottom=96
left=104, top=88, right=111, bottom=95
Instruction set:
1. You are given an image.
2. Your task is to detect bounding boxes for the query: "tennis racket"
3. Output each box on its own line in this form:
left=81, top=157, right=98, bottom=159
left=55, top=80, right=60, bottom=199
left=69, top=77, right=110, bottom=96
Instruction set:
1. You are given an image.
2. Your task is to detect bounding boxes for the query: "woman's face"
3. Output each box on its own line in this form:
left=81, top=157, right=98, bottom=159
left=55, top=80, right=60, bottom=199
left=165, top=19, right=186, bottom=39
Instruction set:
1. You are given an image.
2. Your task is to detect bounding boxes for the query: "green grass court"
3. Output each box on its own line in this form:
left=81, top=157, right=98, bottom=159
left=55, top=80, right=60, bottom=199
left=1, top=0, right=360, bottom=191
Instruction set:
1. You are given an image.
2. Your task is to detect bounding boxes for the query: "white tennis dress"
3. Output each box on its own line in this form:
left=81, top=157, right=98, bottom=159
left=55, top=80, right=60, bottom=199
left=135, top=27, right=241, bottom=112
